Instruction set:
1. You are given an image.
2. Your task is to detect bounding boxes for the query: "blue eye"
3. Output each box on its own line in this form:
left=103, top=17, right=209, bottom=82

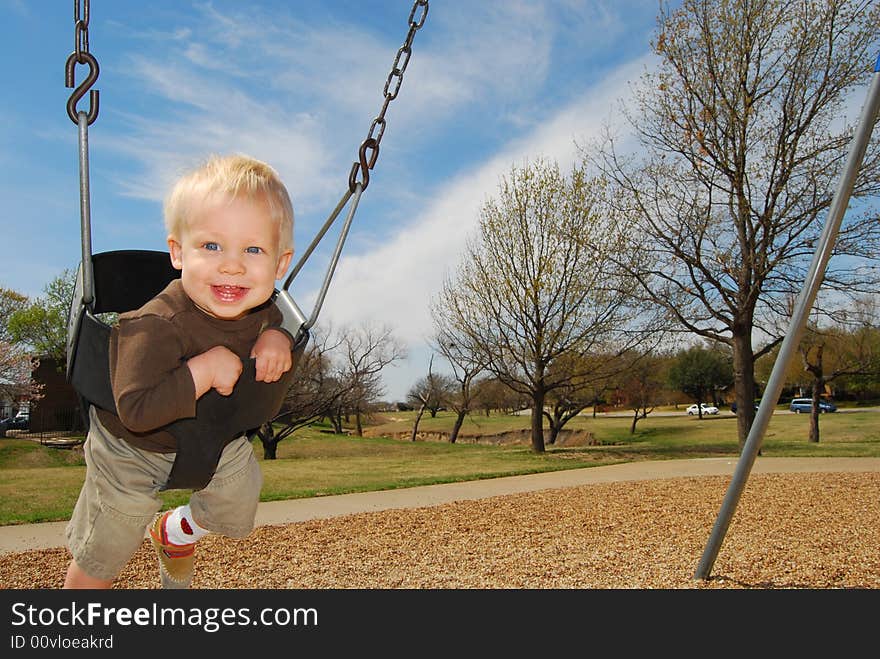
left=245, top=246, right=263, bottom=255
left=203, top=242, right=220, bottom=251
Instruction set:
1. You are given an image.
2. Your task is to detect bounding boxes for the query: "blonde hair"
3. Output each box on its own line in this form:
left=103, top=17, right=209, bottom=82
left=164, top=154, right=294, bottom=253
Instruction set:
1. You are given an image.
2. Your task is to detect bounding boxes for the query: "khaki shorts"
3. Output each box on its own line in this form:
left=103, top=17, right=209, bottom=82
left=66, top=407, right=263, bottom=581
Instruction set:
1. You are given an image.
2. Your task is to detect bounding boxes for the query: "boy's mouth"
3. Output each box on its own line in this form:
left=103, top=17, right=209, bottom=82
left=211, top=285, right=249, bottom=303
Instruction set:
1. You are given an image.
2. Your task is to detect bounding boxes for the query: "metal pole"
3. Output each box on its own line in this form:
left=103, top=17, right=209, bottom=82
left=77, top=111, right=95, bottom=306
left=694, top=55, right=880, bottom=580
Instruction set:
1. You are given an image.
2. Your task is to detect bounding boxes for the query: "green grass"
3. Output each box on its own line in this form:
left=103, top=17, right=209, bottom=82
left=1, top=407, right=878, bottom=526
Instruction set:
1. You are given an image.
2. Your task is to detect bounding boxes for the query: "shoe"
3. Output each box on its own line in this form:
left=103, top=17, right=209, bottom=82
left=149, top=511, right=195, bottom=589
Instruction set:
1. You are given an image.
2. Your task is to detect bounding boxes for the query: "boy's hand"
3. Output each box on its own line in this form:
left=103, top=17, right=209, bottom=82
left=251, top=328, right=293, bottom=383
left=187, top=346, right=243, bottom=397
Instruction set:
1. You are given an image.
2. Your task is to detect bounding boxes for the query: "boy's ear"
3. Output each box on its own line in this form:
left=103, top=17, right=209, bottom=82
left=275, top=249, right=293, bottom=280
left=167, top=236, right=184, bottom=270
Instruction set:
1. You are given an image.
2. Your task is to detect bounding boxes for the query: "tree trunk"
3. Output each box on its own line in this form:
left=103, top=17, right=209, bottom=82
left=410, top=404, right=427, bottom=442
left=731, top=330, right=757, bottom=450
left=262, top=439, right=278, bottom=460
left=530, top=388, right=546, bottom=453
left=355, top=407, right=363, bottom=437
left=255, top=423, right=279, bottom=460
left=809, top=383, right=823, bottom=444
left=804, top=347, right=825, bottom=444
left=449, top=411, right=466, bottom=444
left=547, top=422, right=560, bottom=445
left=630, top=409, right=641, bottom=434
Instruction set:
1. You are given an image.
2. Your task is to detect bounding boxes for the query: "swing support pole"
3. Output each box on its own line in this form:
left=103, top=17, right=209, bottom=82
left=694, top=54, right=880, bottom=581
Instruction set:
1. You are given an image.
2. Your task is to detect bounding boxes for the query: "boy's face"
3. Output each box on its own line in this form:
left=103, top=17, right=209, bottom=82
left=167, top=195, right=293, bottom=320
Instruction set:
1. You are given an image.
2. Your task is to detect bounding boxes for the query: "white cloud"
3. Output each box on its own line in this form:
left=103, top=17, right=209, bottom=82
left=97, top=1, right=566, bottom=231
left=319, top=54, right=652, bottom=398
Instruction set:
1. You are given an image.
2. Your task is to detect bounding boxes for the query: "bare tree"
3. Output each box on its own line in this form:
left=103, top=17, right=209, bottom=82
left=338, top=322, right=407, bottom=436
left=835, top=296, right=880, bottom=401
left=471, top=376, right=520, bottom=417
left=406, top=355, right=449, bottom=441
left=253, top=322, right=404, bottom=454
left=542, top=351, right=625, bottom=444
left=435, top=158, right=661, bottom=453
left=798, top=296, right=880, bottom=442
left=430, top=320, right=487, bottom=443
left=252, top=331, right=345, bottom=459
left=584, top=0, right=880, bottom=447
left=617, top=351, right=667, bottom=434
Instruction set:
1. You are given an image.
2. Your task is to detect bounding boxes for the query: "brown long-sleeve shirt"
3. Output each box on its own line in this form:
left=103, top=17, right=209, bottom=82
left=96, top=279, right=282, bottom=453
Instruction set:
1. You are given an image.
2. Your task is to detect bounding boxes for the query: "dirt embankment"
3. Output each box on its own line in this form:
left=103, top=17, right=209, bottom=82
left=364, top=427, right=597, bottom=446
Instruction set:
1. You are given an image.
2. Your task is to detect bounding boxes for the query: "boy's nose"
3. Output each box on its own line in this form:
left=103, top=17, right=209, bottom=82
left=219, top=253, right=245, bottom=274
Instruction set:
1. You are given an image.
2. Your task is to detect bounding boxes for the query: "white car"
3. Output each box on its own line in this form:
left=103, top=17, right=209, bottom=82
left=686, top=403, right=719, bottom=415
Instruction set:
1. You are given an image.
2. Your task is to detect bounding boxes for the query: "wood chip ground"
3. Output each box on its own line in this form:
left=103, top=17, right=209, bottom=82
left=1, top=472, right=878, bottom=589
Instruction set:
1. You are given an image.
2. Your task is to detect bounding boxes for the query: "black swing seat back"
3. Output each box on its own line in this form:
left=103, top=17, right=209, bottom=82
left=66, top=250, right=181, bottom=413
left=66, top=249, right=309, bottom=491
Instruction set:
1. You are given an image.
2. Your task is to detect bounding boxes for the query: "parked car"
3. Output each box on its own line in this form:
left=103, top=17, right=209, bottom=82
left=730, top=400, right=760, bottom=413
left=789, top=398, right=837, bottom=414
left=686, top=403, right=719, bottom=415
left=0, top=410, right=29, bottom=430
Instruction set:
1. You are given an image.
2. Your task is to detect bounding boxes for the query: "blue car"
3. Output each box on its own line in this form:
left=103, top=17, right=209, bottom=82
left=789, top=398, right=836, bottom=414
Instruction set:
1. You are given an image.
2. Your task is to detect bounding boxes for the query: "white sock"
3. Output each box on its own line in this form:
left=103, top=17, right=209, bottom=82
left=163, top=504, right=210, bottom=546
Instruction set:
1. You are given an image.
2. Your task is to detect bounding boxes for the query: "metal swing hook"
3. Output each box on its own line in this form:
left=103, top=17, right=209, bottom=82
left=348, top=137, right=379, bottom=193
left=65, top=50, right=100, bottom=125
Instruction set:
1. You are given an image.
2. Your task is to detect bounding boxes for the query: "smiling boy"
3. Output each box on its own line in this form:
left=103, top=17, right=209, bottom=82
left=64, top=154, right=294, bottom=589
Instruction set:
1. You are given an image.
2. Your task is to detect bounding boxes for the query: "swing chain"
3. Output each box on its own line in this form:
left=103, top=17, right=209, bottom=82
left=74, top=0, right=89, bottom=56
left=349, top=0, right=428, bottom=192
left=65, top=0, right=100, bottom=125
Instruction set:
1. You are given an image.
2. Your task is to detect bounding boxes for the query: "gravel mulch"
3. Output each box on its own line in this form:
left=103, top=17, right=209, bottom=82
left=1, top=471, right=878, bottom=589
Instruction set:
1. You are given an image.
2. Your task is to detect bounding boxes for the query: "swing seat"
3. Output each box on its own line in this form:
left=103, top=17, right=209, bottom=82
left=66, top=249, right=308, bottom=490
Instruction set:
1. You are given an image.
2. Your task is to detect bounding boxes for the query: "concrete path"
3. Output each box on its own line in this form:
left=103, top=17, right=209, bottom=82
left=2, top=456, right=878, bottom=554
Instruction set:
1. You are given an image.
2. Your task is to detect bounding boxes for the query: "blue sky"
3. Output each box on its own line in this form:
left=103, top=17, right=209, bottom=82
left=2, top=1, right=668, bottom=401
